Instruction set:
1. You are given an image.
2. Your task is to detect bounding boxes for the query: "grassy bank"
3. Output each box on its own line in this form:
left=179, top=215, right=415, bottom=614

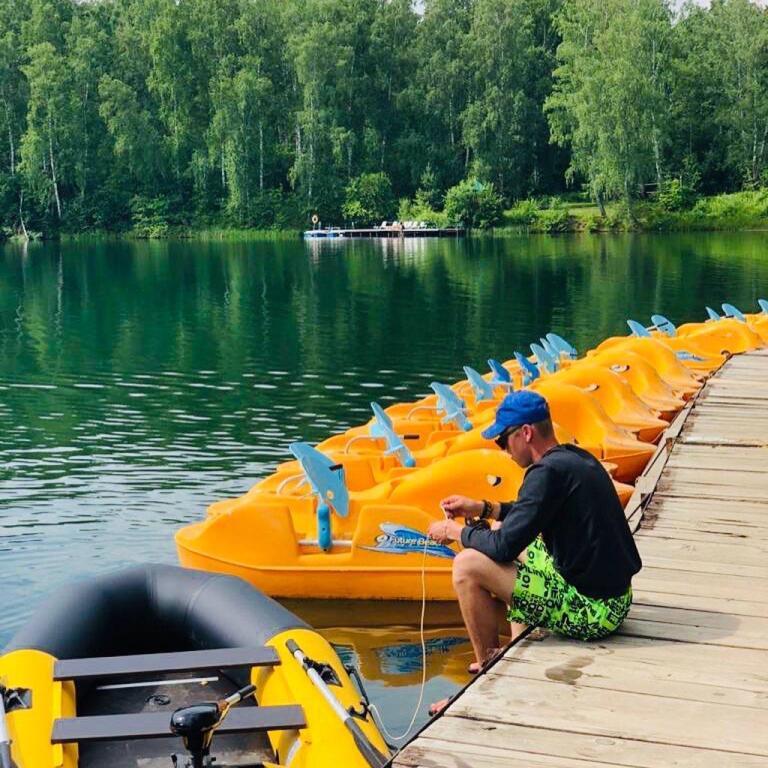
left=500, top=190, right=768, bottom=234
left=2, top=227, right=303, bottom=243
left=5, top=190, right=768, bottom=243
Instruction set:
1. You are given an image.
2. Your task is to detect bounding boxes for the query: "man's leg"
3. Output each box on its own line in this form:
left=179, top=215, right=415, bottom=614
left=509, top=545, right=528, bottom=638
left=452, top=548, right=522, bottom=667
left=430, top=547, right=529, bottom=714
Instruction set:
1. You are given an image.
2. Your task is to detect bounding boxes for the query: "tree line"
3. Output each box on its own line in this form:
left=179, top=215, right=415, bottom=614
left=1, top=0, right=767, bottom=235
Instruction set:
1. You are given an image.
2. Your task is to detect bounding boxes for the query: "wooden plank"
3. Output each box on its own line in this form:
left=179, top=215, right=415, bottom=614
left=493, top=651, right=767, bottom=708
left=618, top=616, right=768, bottom=650
left=447, top=674, right=768, bottom=756
left=627, top=602, right=768, bottom=639
left=639, top=554, right=767, bottom=579
left=396, top=739, right=631, bottom=768
left=685, top=418, right=768, bottom=429
left=644, top=504, right=768, bottom=525
left=397, top=718, right=768, bottom=768
left=682, top=412, right=768, bottom=423
left=637, top=535, right=768, bottom=567
left=637, top=524, right=768, bottom=547
left=660, top=467, right=768, bottom=490
left=644, top=520, right=768, bottom=541
left=643, top=498, right=768, bottom=525
left=655, top=485, right=768, bottom=503
left=647, top=495, right=768, bottom=515
left=684, top=418, right=768, bottom=430
left=667, top=448, right=768, bottom=472
left=644, top=517, right=768, bottom=535
left=633, top=567, right=768, bottom=599
left=505, top=634, right=768, bottom=688
left=52, top=704, right=305, bottom=743
left=681, top=434, right=768, bottom=447
left=395, top=350, right=768, bottom=768
left=635, top=590, right=768, bottom=618
left=54, top=646, right=279, bottom=681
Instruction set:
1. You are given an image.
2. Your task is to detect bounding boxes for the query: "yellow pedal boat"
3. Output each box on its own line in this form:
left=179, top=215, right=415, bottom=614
left=176, top=444, right=634, bottom=601
left=178, top=309, right=754, bottom=602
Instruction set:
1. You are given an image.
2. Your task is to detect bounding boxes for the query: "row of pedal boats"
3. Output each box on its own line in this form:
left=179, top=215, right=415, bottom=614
left=2, top=301, right=766, bottom=768
left=175, top=301, right=768, bottom=600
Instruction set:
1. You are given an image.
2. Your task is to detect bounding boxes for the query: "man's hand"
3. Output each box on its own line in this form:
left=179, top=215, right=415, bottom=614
left=427, top=518, right=464, bottom=544
left=440, top=495, right=483, bottom=520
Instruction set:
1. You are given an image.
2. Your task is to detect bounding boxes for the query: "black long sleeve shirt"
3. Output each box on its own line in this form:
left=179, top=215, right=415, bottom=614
left=460, top=444, right=642, bottom=599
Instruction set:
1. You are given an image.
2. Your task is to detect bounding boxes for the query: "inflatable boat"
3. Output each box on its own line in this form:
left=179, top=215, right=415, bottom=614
left=0, top=565, right=389, bottom=768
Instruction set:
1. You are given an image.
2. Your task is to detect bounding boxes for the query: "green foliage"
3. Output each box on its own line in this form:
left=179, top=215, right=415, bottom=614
left=461, top=0, right=565, bottom=199
left=505, top=198, right=539, bottom=224
left=444, top=178, right=503, bottom=228
left=582, top=212, right=603, bottom=232
left=692, top=190, right=768, bottom=221
left=672, top=0, right=768, bottom=191
left=0, top=171, right=20, bottom=233
left=342, top=172, right=395, bottom=225
left=605, top=203, right=630, bottom=230
left=657, top=178, right=695, bottom=212
left=415, top=164, right=442, bottom=210
left=129, top=195, right=172, bottom=238
left=0, top=0, right=767, bottom=237
left=533, top=203, right=569, bottom=232
left=547, top=0, right=672, bottom=209
left=397, top=197, right=449, bottom=228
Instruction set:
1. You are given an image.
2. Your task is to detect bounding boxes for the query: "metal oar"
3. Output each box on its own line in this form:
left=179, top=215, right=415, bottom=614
left=0, top=690, right=17, bottom=768
left=286, top=639, right=389, bottom=768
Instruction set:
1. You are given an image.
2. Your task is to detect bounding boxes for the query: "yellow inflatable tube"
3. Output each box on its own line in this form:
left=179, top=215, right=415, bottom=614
left=258, top=628, right=389, bottom=768
left=0, top=650, right=77, bottom=768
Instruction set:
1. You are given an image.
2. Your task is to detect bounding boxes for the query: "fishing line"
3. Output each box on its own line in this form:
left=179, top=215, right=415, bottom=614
left=368, top=535, right=430, bottom=745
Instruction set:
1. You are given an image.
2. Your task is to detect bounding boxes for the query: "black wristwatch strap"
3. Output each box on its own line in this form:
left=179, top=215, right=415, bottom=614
left=481, top=499, right=493, bottom=519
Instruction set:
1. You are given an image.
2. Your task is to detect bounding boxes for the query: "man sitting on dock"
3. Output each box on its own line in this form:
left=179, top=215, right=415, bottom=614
left=427, top=391, right=642, bottom=712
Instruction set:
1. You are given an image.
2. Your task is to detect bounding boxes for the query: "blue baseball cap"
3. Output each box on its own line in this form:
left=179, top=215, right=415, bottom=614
left=481, top=391, right=550, bottom=439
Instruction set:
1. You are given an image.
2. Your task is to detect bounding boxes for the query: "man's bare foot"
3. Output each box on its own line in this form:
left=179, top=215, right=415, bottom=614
left=428, top=697, right=450, bottom=716
left=467, top=646, right=502, bottom=674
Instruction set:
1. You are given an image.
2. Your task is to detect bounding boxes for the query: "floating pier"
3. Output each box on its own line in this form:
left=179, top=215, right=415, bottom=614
left=303, top=227, right=465, bottom=239
left=393, top=349, right=768, bottom=767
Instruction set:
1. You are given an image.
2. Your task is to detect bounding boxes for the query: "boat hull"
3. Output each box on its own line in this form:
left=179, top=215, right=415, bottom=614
left=177, top=544, right=458, bottom=600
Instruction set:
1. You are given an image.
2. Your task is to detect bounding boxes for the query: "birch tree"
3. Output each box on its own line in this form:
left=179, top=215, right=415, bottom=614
left=546, top=0, right=673, bottom=214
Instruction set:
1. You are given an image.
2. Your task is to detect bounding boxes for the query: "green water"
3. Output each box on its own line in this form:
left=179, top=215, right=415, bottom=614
left=0, top=231, right=766, bottom=739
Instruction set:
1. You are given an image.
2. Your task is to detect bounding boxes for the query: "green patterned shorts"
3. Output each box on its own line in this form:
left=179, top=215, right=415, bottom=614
left=507, top=538, right=632, bottom=641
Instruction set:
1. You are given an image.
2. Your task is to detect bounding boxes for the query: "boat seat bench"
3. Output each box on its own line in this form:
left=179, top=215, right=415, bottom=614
left=53, top=646, right=280, bottom=681
left=52, top=704, right=306, bottom=743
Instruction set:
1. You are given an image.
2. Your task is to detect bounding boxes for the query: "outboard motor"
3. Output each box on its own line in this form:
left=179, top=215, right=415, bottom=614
left=171, top=684, right=257, bottom=768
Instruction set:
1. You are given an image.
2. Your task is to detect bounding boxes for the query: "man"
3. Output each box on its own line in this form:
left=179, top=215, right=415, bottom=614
left=427, top=390, right=641, bottom=710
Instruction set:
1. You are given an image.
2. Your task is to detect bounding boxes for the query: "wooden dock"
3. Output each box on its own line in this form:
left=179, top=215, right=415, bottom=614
left=393, top=349, right=768, bottom=768
left=303, top=227, right=465, bottom=239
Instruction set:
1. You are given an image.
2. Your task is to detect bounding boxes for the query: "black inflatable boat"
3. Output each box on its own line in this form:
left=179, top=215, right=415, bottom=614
left=0, top=564, right=389, bottom=768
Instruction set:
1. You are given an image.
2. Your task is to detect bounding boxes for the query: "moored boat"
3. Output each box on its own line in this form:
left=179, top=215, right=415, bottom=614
left=0, top=564, right=389, bottom=768
left=175, top=304, right=764, bottom=602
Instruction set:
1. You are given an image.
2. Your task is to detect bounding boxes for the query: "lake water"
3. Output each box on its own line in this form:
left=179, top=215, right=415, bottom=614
left=1, top=231, right=766, bottom=740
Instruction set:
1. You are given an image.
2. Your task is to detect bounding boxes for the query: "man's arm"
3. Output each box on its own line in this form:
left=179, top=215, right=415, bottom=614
left=460, top=464, right=560, bottom=563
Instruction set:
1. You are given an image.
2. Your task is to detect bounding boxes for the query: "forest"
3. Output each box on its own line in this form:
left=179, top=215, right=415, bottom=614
left=1, top=0, right=767, bottom=236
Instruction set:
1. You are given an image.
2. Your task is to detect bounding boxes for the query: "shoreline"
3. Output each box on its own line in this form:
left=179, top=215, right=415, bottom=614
left=5, top=223, right=768, bottom=244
